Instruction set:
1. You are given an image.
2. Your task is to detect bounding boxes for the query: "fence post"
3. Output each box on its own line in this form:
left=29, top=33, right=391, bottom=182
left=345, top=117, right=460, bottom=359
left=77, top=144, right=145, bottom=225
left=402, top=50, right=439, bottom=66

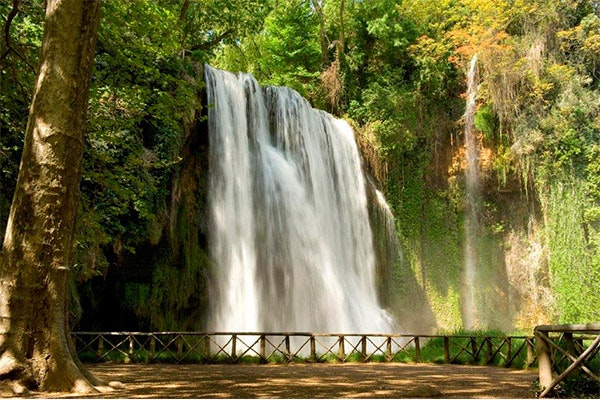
left=310, top=335, right=316, bottom=361
left=177, top=335, right=184, bottom=360
left=506, top=338, right=512, bottom=367
left=203, top=335, right=211, bottom=361
left=526, top=338, right=534, bottom=367
left=414, top=337, right=421, bottom=362
left=486, top=337, right=493, bottom=364
left=361, top=336, right=367, bottom=362
left=338, top=335, right=345, bottom=361
left=470, top=337, right=478, bottom=361
left=386, top=336, right=392, bottom=362
left=129, top=334, right=135, bottom=360
left=443, top=337, right=450, bottom=363
left=564, top=331, right=581, bottom=376
left=285, top=335, right=292, bottom=362
left=260, top=335, right=266, bottom=363
left=535, top=330, right=553, bottom=390
left=149, top=335, right=156, bottom=362
left=231, top=334, right=237, bottom=360
left=97, top=335, right=104, bottom=359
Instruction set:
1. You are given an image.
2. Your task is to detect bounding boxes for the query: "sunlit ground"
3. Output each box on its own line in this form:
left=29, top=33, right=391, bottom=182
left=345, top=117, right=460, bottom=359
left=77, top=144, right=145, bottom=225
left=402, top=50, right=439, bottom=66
left=34, top=363, right=537, bottom=398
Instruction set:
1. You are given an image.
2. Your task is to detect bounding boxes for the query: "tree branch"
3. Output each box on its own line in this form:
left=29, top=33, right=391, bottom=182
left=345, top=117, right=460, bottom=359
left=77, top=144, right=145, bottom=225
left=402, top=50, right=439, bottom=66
left=0, top=0, right=20, bottom=64
left=0, top=0, right=36, bottom=73
left=188, top=30, right=232, bottom=52
left=179, top=0, right=190, bottom=23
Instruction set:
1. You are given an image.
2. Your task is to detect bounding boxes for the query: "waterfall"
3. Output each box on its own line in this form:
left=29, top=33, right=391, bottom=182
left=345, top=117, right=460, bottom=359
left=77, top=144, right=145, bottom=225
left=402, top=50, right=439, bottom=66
left=463, top=54, right=481, bottom=330
left=205, top=65, right=394, bottom=335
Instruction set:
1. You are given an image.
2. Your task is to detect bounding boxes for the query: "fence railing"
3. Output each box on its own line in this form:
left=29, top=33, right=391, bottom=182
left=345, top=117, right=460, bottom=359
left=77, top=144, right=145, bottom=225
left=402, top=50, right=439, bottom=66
left=72, top=332, right=534, bottom=368
left=535, top=324, right=600, bottom=397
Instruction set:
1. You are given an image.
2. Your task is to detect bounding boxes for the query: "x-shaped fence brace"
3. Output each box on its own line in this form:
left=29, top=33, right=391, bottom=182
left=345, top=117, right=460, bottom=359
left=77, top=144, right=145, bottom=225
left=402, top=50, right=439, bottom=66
left=535, top=324, right=600, bottom=398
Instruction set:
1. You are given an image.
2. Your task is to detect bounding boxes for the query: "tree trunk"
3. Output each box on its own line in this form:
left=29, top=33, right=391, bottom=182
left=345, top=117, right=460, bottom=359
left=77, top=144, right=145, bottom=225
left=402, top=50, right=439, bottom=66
left=0, top=0, right=101, bottom=393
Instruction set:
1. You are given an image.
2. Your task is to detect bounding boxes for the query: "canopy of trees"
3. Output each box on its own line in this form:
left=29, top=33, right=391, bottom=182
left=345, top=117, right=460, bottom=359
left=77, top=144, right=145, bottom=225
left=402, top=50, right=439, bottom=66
left=1, top=0, right=599, bottom=338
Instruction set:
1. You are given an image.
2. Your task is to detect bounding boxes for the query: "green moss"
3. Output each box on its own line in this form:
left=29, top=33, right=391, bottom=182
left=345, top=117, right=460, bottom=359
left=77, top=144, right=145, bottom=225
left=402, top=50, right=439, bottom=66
left=543, top=178, right=600, bottom=323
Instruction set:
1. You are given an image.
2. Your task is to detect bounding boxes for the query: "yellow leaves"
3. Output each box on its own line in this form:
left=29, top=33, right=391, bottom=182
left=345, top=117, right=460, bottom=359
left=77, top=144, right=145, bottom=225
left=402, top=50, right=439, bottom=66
left=448, top=27, right=512, bottom=68
left=461, top=0, right=511, bottom=30
left=584, top=34, right=600, bottom=58
left=547, top=63, right=575, bottom=82
left=408, top=34, right=451, bottom=64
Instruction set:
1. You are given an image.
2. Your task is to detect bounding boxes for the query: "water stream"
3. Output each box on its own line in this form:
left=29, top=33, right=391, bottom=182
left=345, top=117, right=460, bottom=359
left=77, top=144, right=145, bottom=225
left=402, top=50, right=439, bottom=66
left=204, top=65, right=394, bottom=336
left=463, top=54, right=481, bottom=330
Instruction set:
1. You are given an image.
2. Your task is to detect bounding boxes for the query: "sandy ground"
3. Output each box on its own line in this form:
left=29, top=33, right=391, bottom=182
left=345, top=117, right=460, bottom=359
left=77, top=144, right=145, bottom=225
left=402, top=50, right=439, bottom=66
left=31, top=362, right=538, bottom=398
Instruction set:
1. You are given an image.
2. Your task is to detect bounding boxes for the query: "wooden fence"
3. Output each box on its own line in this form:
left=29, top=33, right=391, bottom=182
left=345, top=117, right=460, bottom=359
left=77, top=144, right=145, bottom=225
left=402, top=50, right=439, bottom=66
left=72, top=332, right=534, bottom=367
left=535, top=324, right=600, bottom=397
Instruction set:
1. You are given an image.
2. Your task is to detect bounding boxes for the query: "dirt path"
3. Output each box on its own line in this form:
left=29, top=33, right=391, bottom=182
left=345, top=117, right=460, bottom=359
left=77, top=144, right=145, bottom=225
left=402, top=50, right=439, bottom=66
left=33, top=363, right=538, bottom=398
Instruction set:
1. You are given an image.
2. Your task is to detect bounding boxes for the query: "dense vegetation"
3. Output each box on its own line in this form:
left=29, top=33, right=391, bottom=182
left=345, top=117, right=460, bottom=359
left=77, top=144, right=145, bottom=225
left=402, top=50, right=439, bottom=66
left=1, top=0, right=599, bottom=332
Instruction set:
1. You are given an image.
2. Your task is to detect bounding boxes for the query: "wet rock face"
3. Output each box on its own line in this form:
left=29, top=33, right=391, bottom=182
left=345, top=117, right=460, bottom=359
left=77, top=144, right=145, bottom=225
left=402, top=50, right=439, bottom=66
left=364, top=174, right=437, bottom=334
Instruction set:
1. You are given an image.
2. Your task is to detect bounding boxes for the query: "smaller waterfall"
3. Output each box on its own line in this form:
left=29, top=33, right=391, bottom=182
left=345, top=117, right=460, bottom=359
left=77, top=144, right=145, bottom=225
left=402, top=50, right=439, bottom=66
left=373, top=187, right=405, bottom=281
left=463, top=54, right=481, bottom=330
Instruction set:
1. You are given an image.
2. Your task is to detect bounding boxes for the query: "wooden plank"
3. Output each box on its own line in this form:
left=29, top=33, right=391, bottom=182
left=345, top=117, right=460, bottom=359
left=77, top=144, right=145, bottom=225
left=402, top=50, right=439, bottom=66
left=535, top=324, right=600, bottom=334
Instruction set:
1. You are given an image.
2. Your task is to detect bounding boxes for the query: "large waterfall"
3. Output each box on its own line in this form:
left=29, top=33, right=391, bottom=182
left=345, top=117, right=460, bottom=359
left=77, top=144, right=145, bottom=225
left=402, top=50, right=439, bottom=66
left=205, top=65, right=393, bottom=334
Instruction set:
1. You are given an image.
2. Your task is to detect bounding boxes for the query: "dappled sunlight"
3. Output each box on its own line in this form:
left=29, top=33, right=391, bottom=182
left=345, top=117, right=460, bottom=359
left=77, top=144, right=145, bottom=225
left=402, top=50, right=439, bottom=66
left=30, top=363, right=537, bottom=399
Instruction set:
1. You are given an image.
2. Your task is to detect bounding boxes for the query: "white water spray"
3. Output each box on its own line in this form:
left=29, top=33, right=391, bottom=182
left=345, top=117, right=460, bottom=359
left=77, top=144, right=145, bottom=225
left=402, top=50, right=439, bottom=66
left=205, top=66, right=394, bottom=335
left=463, top=54, right=480, bottom=330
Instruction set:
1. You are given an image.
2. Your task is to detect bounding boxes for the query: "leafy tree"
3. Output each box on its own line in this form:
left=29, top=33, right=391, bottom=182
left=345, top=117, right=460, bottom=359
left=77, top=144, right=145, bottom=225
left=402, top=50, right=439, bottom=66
left=0, top=0, right=102, bottom=393
left=215, top=0, right=322, bottom=99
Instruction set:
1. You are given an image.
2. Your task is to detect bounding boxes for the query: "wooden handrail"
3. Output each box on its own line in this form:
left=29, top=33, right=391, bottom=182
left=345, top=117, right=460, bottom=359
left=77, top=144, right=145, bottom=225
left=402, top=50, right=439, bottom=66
left=72, top=331, right=532, bottom=339
left=535, top=324, right=600, bottom=334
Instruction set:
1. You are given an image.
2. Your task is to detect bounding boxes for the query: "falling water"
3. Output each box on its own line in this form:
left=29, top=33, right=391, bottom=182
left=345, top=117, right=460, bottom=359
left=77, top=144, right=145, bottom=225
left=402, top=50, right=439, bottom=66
left=463, top=54, right=481, bottom=330
left=205, top=65, right=394, bottom=336
left=373, top=187, right=405, bottom=284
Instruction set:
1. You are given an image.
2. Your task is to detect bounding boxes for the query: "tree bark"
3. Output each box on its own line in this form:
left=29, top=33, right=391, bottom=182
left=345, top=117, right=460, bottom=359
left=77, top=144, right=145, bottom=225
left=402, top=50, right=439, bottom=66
left=0, top=0, right=101, bottom=393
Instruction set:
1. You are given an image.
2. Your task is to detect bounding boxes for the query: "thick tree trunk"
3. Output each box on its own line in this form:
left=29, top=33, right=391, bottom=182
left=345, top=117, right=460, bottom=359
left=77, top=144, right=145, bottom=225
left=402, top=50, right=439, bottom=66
left=0, top=0, right=101, bottom=393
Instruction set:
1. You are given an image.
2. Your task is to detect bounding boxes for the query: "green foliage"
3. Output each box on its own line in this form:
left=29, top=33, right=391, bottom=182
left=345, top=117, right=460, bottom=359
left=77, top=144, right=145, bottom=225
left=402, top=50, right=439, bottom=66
left=474, top=105, right=497, bottom=144
left=543, top=180, right=600, bottom=322
left=215, top=0, right=321, bottom=98
left=0, top=1, right=45, bottom=243
left=259, top=0, right=321, bottom=92
left=3, top=0, right=600, bottom=333
left=550, top=375, right=600, bottom=399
